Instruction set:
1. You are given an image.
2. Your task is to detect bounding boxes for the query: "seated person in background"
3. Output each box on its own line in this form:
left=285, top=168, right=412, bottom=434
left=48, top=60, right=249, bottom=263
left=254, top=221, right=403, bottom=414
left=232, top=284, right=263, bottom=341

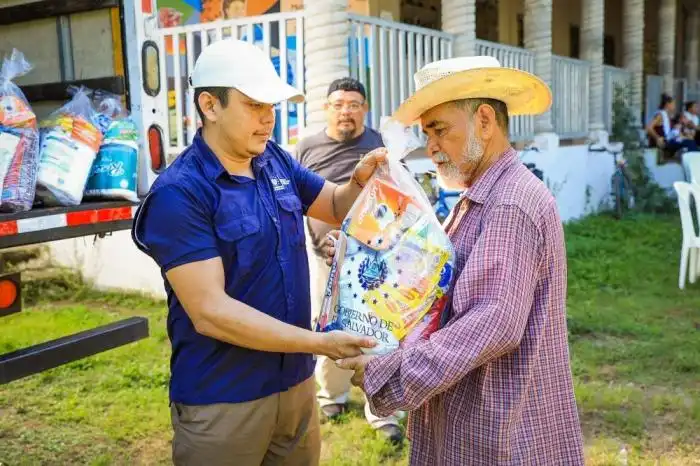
left=670, top=116, right=688, bottom=141
left=646, top=94, right=698, bottom=155
left=678, top=112, right=696, bottom=140
left=683, top=101, right=700, bottom=144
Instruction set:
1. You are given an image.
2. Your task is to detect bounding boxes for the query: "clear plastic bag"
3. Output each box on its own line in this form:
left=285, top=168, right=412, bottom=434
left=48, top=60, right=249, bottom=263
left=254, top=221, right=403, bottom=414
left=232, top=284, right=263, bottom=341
left=315, top=119, right=456, bottom=355
left=36, top=86, right=103, bottom=206
left=84, top=90, right=139, bottom=203
left=0, top=49, right=40, bottom=212
left=91, top=89, right=124, bottom=135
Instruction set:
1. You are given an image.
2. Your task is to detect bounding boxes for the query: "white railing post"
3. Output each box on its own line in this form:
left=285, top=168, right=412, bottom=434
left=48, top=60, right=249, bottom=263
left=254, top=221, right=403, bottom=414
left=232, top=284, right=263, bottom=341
left=645, top=75, right=663, bottom=123
left=303, top=0, right=350, bottom=136
left=475, top=39, right=534, bottom=142
left=603, top=65, right=631, bottom=132
left=347, top=15, right=453, bottom=130
left=442, top=0, right=476, bottom=58
left=156, top=12, right=306, bottom=153
left=552, top=56, right=590, bottom=139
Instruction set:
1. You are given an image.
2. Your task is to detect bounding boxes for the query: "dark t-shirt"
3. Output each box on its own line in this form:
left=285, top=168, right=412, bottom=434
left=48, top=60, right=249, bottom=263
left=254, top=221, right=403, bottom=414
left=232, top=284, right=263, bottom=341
left=295, top=127, right=384, bottom=256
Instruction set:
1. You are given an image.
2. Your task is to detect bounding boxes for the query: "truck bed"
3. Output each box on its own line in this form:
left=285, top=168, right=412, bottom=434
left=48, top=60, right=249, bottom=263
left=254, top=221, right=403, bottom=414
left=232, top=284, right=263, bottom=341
left=0, top=200, right=139, bottom=250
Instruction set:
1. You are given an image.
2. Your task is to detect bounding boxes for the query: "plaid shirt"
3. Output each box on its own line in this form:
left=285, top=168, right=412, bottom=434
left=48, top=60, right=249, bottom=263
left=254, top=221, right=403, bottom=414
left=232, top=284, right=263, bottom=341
left=364, top=148, right=585, bottom=465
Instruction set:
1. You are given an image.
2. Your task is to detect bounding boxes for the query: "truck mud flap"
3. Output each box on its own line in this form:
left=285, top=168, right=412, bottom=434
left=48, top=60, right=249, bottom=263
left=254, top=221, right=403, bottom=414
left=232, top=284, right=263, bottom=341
left=0, top=316, right=149, bottom=384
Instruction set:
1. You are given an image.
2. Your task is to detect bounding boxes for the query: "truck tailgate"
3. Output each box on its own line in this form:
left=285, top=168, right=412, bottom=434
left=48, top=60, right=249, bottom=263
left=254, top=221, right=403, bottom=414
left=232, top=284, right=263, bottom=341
left=0, top=200, right=138, bottom=249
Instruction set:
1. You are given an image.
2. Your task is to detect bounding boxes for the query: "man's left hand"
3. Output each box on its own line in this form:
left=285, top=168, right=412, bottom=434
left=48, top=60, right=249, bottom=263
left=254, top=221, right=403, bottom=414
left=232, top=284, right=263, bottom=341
left=351, top=148, right=388, bottom=188
left=336, top=354, right=377, bottom=389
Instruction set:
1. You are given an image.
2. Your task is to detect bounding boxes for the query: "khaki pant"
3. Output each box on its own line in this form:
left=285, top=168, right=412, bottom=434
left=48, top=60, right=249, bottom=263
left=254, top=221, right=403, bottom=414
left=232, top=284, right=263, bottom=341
left=309, top=247, right=403, bottom=429
left=171, top=377, right=320, bottom=466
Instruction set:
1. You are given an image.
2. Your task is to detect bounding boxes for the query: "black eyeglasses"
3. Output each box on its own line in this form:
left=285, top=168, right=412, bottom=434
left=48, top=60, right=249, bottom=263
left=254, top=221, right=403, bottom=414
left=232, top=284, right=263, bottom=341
left=328, top=100, right=364, bottom=112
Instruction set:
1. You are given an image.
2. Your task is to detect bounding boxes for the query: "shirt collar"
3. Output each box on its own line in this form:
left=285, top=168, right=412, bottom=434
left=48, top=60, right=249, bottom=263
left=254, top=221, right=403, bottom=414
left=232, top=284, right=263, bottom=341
left=193, top=129, right=272, bottom=181
left=464, top=147, right=519, bottom=204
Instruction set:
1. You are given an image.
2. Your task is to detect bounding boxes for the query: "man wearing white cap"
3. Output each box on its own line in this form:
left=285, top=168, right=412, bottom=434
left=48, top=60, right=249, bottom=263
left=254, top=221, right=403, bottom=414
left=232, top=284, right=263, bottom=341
left=132, top=38, right=386, bottom=465
left=333, top=56, right=586, bottom=464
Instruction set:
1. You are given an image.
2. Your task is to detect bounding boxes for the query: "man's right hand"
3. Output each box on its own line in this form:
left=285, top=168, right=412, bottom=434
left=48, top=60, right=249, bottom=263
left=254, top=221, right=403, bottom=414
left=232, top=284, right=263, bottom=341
left=322, top=230, right=341, bottom=266
left=317, top=330, right=376, bottom=360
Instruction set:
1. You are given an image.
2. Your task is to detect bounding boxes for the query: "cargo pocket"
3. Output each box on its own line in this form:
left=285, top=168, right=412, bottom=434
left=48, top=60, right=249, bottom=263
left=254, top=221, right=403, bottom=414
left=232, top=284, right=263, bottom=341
left=214, top=213, right=261, bottom=277
left=276, top=195, right=305, bottom=248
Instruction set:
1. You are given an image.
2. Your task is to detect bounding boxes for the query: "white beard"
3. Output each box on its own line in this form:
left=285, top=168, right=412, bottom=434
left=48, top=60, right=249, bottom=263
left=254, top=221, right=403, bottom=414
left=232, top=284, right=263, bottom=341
left=433, top=125, right=484, bottom=190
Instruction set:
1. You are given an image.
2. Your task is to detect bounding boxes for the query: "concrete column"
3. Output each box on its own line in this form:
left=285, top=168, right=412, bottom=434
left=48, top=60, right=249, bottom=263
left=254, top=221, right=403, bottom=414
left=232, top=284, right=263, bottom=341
left=442, top=0, right=476, bottom=57
left=581, top=0, right=605, bottom=133
left=686, top=9, right=699, bottom=86
left=303, top=0, right=350, bottom=135
left=524, top=0, right=554, bottom=134
left=658, top=0, right=676, bottom=94
left=623, top=0, right=645, bottom=125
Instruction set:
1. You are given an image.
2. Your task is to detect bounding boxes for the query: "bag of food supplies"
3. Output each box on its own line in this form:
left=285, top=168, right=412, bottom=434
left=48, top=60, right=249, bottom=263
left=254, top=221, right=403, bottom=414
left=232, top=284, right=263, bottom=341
left=35, top=86, right=103, bottom=206
left=315, top=119, right=456, bottom=355
left=83, top=90, right=139, bottom=203
left=0, top=49, right=40, bottom=212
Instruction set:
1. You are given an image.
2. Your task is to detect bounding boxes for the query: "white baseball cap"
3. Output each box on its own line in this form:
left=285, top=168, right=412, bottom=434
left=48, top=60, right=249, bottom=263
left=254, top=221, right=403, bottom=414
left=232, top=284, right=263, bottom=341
left=190, top=38, right=304, bottom=104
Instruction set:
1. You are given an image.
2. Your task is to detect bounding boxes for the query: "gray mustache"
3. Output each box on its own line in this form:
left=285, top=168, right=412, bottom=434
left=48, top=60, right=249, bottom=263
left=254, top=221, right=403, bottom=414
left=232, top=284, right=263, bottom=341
left=434, top=152, right=450, bottom=163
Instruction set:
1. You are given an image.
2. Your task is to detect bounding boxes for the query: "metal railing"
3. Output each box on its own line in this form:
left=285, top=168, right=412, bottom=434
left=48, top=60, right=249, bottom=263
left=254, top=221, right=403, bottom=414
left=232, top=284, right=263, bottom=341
left=348, top=14, right=453, bottom=130
left=602, top=65, right=631, bottom=132
left=476, top=39, right=535, bottom=141
left=688, top=80, right=700, bottom=103
left=645, top=75, right=663, bottom=124
left=157, top=11, right=688, bottom=153
left=159, top=12, right=305, bottom=156
left=475, top=39, right=534, bottom=73
left=551, top=56, right=590, bottom=139
left=674, top=78, right=688, bottom=111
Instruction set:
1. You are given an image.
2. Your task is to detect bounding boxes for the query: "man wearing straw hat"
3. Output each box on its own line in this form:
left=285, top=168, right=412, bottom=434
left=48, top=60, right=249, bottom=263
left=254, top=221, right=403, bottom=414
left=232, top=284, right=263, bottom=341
left=332, top=56, right=585, bottom=464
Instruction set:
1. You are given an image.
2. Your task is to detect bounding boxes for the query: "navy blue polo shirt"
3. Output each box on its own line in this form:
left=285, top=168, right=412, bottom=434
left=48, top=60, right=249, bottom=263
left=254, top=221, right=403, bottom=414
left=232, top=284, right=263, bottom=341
left=132, top=130, right=325, bottom=405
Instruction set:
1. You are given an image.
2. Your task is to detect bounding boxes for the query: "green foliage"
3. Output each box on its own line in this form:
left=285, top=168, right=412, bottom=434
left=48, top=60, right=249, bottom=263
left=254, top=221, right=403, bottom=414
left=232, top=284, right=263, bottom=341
left=609, top=84, right=676, bottom=213
left=0, top=215, right=698, bottom=464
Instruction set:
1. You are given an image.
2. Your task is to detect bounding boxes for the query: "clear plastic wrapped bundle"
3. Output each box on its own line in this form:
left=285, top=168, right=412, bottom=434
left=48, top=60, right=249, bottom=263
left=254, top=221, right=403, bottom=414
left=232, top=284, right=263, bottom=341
left=84, top=91, right=139, bottom=203
left=0, top=49, right=40, bottom=212
left=36, top=86, right=103, bottom=206
left=315, top=119, right=456, bottom=355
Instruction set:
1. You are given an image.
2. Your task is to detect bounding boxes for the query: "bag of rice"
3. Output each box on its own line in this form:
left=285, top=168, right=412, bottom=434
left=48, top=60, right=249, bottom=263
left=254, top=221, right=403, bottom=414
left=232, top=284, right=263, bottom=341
left=35, top=86, right=103, bottom=206
left=84, top=91, right=139, bottom=203
left=0, top=49, right=40, bottom=212
left=315, top=119, right=456, bottom=355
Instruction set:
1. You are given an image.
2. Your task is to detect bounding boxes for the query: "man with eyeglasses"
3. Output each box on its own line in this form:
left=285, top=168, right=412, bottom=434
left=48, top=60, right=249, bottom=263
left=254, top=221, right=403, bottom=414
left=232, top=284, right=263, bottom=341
left=296, top=77, right=404, bottom=444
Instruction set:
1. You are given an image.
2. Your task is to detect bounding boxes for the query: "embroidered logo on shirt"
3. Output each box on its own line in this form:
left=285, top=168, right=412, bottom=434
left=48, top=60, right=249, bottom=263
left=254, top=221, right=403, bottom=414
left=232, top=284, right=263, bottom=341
left=271, top=176, right=291, bottom=191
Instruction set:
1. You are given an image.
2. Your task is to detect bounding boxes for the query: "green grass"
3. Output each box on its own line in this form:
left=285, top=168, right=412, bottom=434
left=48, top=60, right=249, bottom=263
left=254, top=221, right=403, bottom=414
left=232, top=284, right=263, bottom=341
left=1, top=213, right=699, bottom=465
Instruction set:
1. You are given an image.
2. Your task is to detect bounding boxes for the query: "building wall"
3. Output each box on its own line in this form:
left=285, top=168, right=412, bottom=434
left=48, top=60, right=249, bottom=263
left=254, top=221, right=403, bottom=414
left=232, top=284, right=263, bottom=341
left=491, top=0, right=700, bottom=77
left=495, top=0, right=625, bottom=65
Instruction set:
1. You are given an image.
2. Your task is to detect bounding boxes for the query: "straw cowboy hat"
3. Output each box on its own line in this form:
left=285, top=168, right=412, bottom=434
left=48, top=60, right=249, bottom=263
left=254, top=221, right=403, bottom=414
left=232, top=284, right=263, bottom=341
left=392, top=56, right=553, bottom=125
